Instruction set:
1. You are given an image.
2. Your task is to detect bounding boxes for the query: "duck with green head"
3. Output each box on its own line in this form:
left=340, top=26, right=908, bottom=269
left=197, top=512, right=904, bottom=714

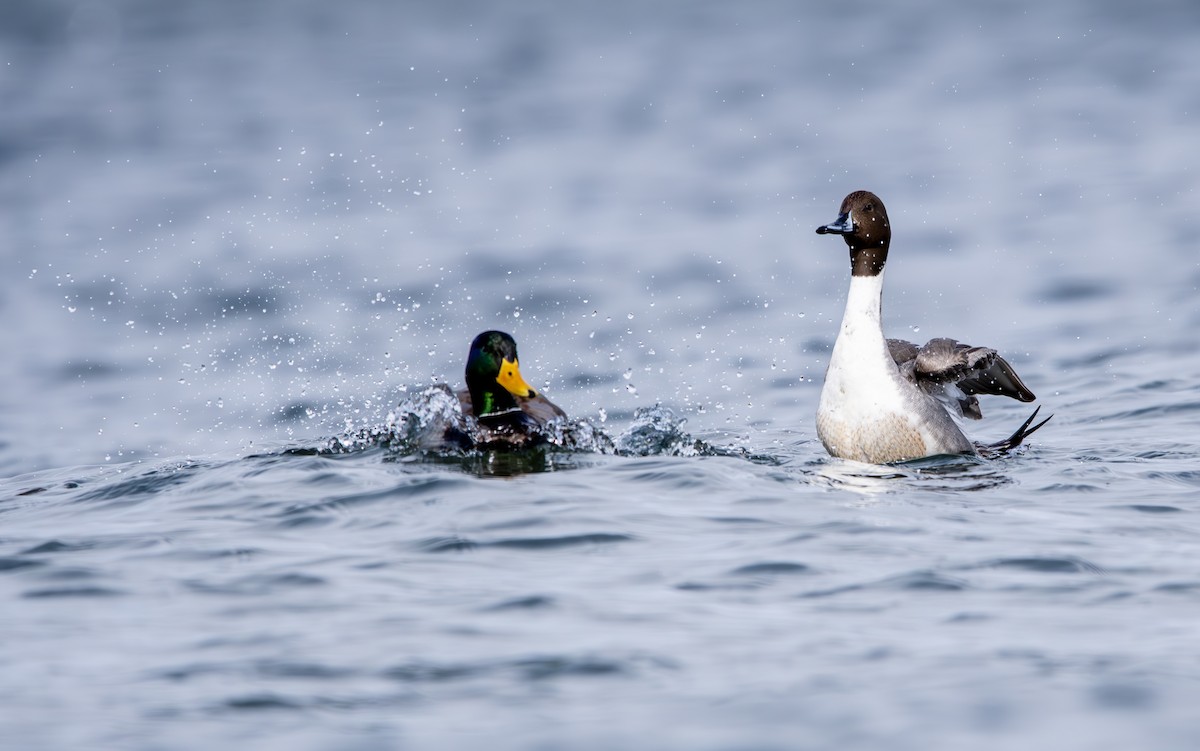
left=456, top=330, right=567, bottom=445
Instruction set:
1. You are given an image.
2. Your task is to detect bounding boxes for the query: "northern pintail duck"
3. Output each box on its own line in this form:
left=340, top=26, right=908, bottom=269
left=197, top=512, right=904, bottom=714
left=814, top=190, right=1049, bottom=464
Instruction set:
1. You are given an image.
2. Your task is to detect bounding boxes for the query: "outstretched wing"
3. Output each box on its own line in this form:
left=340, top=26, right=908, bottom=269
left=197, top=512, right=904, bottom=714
left=958, top=354, right=1036, bottom=402
left=889, top=337, right=1035, bottom=420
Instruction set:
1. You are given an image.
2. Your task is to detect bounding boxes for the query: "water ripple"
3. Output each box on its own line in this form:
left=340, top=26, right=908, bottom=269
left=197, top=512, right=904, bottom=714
left=71, top=463, right=201, bottom=504
left=730, top=561, right=813, bottom=577
left=381, top=653, right=658, bottom=684
left=0, top=557, right=45, bottom=572
left=221, top=694, right=304, bottom=711
left=419, top=532, right=634, bottom=553
left=973, top=557, right=1107, bottom=575
left=481, top=594, right=557, bottom=611
left=22, top=585, right=124, bottom=598
left=186, top=572, right=328, bottom=597
left=1116, top=504, right=1183, bottom=514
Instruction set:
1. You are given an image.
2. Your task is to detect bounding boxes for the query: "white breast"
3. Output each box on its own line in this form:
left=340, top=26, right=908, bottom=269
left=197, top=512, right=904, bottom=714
left=817, top=274, right=972, bottom=463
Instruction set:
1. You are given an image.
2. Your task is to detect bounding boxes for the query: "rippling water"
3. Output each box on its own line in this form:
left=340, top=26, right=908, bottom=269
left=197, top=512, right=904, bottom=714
left=3, top=1, right=1200, bottom=749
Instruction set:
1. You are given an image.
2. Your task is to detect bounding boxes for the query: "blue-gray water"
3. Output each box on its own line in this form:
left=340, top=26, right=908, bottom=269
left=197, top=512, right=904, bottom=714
left=3, top=1, right=1200, bottom=749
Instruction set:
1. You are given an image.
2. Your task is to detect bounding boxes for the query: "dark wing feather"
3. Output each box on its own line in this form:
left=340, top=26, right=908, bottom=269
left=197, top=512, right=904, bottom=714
left=887, top=338, right=978, bottom=419
left=958, top=354, right=1036, bottom=402
left=886, top=338, right=920, bottom=367
left=912, top=337, right=996, bottom=384
left=891, top=337, right=1037, bottom=420
left=515, top=393, right=568, bottom=424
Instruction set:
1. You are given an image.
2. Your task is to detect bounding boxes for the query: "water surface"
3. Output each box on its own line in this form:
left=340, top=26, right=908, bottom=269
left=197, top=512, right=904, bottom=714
left=2, top=1, right=1199, bottom=749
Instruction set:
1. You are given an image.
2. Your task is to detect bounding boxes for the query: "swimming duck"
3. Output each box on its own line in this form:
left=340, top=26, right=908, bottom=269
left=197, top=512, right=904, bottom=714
left=814, top=190, right=1050, bottom=464
left=455, top=330, right=567, bottom=448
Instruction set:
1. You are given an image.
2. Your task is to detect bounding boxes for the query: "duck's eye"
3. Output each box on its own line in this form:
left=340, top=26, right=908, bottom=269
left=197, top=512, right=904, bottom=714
left=864, top=203, right=875, bottom=213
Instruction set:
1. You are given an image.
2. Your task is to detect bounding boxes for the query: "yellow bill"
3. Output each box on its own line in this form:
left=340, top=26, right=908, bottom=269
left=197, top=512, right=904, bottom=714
left=496, top=357, right=536, bottom=397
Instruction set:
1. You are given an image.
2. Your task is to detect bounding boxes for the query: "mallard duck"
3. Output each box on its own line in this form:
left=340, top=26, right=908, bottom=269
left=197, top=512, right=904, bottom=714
left=814, top=190, right=1050, bottom=464
left=454, top=330, right=566, bottom=447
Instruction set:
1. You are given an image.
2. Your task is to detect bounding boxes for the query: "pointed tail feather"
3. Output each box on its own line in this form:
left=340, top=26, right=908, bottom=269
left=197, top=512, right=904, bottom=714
left=979, top=406, right=1052, bottom=457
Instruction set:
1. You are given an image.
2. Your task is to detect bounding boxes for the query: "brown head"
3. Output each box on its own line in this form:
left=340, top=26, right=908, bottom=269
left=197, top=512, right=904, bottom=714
left=815, top=190, right=891, bottom=277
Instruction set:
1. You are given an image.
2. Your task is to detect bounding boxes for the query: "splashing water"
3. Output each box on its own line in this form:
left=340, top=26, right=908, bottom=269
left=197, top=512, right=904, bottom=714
left=325, top=384, right=467, bottom=455
left=613, top=404, right=705, bottom=457
left=319, top=387, right=746, bottom=464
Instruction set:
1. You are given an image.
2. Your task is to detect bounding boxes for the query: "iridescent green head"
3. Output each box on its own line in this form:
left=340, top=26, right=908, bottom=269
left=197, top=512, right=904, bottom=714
left=465, top=330, right=537, bottom=417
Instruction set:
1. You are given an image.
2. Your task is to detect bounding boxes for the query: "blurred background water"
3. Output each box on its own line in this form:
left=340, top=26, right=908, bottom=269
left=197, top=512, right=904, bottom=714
left=2, top=1, right=1200, bottom=749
